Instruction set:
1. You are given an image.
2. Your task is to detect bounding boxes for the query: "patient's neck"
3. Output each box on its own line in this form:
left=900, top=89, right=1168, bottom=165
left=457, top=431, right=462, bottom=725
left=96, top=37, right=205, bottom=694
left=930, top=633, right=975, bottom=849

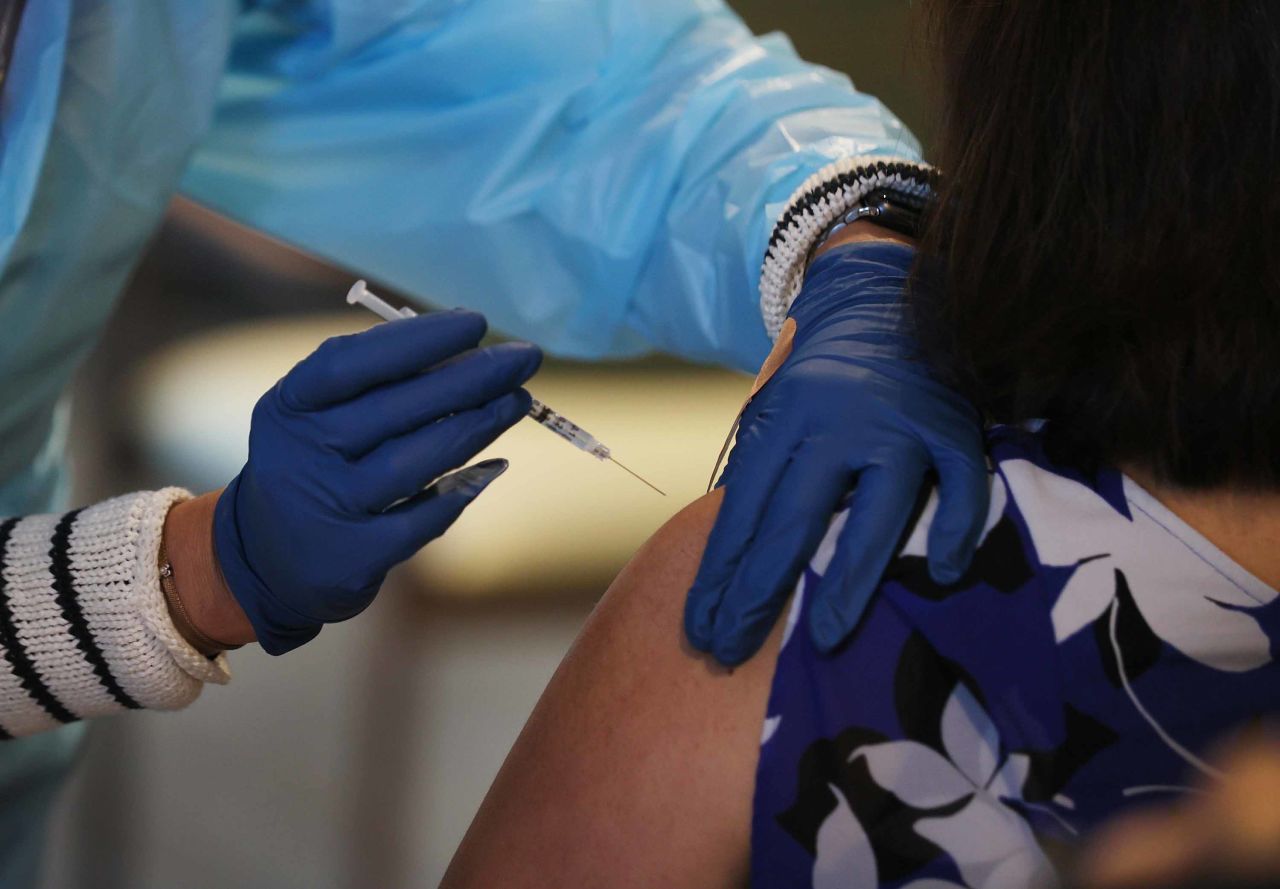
left=1122, top=464, right=1280, bottom=591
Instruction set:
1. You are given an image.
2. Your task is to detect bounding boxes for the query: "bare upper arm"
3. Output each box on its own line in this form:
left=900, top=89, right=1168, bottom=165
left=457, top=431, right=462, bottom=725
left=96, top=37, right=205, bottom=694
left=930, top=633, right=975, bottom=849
left=441, top=489, right=786, bottom=889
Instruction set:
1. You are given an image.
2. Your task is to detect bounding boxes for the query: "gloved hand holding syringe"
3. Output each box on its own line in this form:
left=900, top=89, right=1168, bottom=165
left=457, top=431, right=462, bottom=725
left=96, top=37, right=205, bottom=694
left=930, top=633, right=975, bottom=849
left=346, top=280, right=665, bottom=496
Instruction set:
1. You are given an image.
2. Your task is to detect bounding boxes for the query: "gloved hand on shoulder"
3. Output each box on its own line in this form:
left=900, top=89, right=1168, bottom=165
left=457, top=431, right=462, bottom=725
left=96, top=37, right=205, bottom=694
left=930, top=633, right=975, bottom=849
left=685, top=240, right=988, bottom=665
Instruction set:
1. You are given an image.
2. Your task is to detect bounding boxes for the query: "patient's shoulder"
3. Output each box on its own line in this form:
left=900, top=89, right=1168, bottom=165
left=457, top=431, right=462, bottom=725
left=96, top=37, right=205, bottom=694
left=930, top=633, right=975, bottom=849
left=442, top=490, right=782, bottom=889
left=596, top=490, right=725, bottom=641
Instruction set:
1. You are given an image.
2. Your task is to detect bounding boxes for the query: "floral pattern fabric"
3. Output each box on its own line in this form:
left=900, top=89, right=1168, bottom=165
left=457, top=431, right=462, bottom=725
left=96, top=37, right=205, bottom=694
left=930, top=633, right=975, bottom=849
left=752, top=426, right=1280, bottom=888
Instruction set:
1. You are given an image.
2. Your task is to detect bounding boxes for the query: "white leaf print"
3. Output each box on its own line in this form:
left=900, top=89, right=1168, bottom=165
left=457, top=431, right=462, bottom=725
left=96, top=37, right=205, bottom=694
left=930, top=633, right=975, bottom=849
left=850, top=686, right=1062, bottom=889
left=915, top=795, right=1056, bottom=889
left=813, top=784, right=878, bottom=889
left=987, top=474, right=1009, bottom=541
left=998, top=460, right=1117, bottom=565
left=812, top=508, right=850, bottom=576
left=858, top=741, right=974, bottom=809
left=1139, top=583, right=1272, bottom=673
left=987, top=754, right=1031, bottom=802
left=1049, top=556, right=1116, bottom=643
left=761, top=715, right=781, bottom=745
left=1002, top=460, right=1277, bottom=673
left=781, top=583, right=805, bottom=651
left=985, top=850, right=1060, bottom=889
left=942, top=684, right=1001, bottom=788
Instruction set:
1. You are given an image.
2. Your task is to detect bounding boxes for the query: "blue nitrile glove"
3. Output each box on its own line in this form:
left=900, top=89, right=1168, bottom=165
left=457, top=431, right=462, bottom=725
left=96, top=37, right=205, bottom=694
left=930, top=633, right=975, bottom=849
left=214, top=310, right=542, bottom=655
left=685, top=241, right=988, bottom=665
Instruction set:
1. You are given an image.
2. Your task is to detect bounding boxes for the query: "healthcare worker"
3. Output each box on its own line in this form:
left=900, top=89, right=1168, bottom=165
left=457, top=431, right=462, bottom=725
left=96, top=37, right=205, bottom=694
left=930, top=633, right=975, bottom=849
left=0, top=0, right=989, bottom=883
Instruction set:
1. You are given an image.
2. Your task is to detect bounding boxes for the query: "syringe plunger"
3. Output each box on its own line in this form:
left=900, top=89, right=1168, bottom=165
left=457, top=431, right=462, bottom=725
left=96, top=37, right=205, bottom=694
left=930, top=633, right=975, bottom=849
left=347, top=280, right=416, bottom=322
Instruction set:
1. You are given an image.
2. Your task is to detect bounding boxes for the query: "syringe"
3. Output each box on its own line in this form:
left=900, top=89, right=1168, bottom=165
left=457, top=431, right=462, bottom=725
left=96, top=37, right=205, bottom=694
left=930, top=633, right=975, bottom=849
left=346, top=280, right=665, bottom=496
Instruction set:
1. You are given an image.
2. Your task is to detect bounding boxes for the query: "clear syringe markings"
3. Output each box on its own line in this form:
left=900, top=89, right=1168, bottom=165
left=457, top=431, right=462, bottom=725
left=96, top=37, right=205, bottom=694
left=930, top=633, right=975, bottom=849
left=346, top=280, right=666, bottom=496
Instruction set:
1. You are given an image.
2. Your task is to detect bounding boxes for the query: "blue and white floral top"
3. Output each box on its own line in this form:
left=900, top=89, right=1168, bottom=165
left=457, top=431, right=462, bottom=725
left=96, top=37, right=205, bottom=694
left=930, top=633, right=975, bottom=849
left=752, top=425, right=1280, bottom=889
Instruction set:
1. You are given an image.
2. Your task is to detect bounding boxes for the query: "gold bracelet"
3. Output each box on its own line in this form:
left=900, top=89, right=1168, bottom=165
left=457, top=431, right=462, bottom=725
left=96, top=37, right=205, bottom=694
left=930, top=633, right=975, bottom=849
left=157, top=539, right=241, bottom=656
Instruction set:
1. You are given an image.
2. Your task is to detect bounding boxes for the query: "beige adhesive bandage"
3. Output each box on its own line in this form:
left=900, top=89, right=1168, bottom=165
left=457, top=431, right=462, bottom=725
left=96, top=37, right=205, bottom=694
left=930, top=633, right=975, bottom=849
left=707, top=318, right=797, bottom=491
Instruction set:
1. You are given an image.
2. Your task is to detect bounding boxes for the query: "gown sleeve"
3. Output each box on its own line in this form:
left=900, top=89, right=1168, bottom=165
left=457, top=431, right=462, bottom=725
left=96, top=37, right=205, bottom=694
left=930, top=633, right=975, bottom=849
left=181, top=0, right=922, bottom=372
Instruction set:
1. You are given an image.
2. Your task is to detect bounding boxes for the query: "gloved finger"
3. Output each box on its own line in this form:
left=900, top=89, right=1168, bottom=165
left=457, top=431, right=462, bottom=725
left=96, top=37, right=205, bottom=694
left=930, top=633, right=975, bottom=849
left=328, top=341, right=542, bottom=457
left=925, top=445, right=990, bottom=585
left=375, top=458, right=510, bottom=564
left=707, top=444, right=854, bottom=666
left=280, top=310, right=488, bottom=411
left=807, top=459, right=928, bottom=654
left=684, top=428, right=793, bottom=653
left=351, top=389, right=530, bottom=512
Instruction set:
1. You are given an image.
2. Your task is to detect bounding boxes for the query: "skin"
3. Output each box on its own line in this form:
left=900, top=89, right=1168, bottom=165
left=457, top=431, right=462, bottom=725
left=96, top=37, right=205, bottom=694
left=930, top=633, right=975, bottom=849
left=440, top=489, right=780, bottom=889
left=1123, top=464, right=1280, bottom=591
left=164, top=491, right=255, bottom=647
left=815, top=217, right=916, bottom=256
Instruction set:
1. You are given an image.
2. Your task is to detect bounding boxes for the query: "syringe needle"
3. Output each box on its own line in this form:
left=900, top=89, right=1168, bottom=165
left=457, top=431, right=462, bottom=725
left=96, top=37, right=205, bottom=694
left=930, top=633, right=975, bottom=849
left=344, top=281, right=668, bottom=495
left=609, top=456, right=667, bottom=496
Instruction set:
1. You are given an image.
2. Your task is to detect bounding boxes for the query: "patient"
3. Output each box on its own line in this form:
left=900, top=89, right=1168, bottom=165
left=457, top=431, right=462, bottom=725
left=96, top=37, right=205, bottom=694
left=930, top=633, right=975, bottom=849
left=443, top=2, right=1280, bottom=887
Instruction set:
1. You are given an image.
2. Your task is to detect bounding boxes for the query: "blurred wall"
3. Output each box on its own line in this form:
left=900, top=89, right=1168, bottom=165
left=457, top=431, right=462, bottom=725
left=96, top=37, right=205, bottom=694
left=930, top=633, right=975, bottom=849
left=38, top=4, right=930, bottom=888
left=734, top=0, right=934, bottom=152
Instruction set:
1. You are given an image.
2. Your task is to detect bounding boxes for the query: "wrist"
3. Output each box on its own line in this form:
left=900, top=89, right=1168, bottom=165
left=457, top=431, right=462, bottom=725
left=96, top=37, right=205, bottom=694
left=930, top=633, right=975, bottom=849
left=790, top=235, right=919, bottom=339
left=813, top=219, right=916, bottom=259
left=162, top=491, right=256, bottom=651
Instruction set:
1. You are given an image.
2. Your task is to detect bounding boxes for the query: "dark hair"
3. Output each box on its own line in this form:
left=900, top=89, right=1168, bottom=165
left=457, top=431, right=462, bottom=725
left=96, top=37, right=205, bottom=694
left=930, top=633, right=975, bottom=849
left=913, top=1, right=1280, bottom=489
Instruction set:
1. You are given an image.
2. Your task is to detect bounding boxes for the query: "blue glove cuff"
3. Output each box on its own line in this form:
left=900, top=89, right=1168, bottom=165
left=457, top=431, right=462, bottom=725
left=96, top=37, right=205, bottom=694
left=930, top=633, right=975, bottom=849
left=789, top=240, right=918, bottom=336
left=213, top=477, right=322, bottom=656
left=803, top=239, right=916, bottom=286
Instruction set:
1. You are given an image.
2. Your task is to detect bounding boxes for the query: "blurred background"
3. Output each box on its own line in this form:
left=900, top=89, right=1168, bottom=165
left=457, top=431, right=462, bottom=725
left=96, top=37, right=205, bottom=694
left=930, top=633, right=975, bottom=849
left=38, top=3, right=932, bottom=887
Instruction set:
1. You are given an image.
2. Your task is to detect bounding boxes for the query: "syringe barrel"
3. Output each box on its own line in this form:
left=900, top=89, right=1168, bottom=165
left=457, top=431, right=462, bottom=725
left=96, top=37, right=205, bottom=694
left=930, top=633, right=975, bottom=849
left=527, top=398, right=609, bottom=460
left=345, top=285, right=615, bottom=463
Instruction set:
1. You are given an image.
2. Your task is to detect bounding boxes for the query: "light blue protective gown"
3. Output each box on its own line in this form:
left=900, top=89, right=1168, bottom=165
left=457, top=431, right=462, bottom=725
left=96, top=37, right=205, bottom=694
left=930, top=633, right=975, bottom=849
left=0, top=0, right=920, bottom=881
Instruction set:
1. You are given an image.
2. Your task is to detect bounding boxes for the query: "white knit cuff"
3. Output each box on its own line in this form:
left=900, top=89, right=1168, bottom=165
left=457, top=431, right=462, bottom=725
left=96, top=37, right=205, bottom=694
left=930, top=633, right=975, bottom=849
left=759, top=156, right=936, bottom=339
left=0, top=488, right=231, bottom=739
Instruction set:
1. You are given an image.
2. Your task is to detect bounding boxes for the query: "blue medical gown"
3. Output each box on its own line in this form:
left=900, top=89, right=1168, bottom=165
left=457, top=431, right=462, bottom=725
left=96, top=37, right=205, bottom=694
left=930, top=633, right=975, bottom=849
left=0, top=0, right=919, bottom=881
